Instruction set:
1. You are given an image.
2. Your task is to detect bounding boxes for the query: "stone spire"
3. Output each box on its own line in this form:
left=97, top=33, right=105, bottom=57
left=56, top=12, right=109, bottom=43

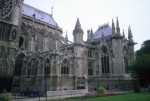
left=116, top=17, right=120, bottom=34
left=128, top=26, right=133, bottom=43
left=65, top=31, right=68, bottom=45
left=112, top=18, right=115, bottom=34
left=128, top=26, right=133, bottom=39
left=90, top=28, right=94, bottom=39
left=122, top=29, right=125, bottom=38
left=73, top=18, right=83, bottom=34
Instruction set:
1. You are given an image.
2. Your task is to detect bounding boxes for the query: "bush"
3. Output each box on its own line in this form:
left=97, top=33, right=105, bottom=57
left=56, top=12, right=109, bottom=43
left=96, top=87, right=106, bottom=94
left=0, top=90, right=12, bottom=101
left=133, top=80, right=141, bottom=93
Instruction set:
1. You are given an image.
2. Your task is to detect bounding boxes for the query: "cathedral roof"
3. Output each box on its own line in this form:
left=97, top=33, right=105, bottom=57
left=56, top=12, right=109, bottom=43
left=93, top=24, right=112, bottom=39
left=22, top=4, right=60, bottom=29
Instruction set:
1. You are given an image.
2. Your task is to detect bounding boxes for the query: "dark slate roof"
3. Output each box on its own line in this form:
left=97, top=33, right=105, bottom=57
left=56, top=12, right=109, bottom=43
left=22, top=4, right=60, bottom=29
left=93, top=24, right=112, bottom=39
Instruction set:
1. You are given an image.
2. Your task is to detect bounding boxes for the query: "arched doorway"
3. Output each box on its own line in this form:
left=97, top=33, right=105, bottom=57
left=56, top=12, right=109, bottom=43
left=12, top=52, right=26, bottom=93
left=14, top=53, right=25, bottom=76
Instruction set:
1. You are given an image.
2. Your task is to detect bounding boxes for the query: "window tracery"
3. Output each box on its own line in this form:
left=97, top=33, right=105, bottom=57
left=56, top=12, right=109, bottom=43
left=44, top=59, right=50, bottom=75
left=88, top=62, right=93, bottom=76
left=101, top=46, right=110, bottom=74
left=0, top=0, right=13, bottom=22
left=61, top=59, right=69, bottom=74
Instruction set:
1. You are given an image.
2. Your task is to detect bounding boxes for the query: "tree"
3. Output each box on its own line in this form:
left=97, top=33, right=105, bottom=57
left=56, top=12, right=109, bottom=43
left=129, top=39, right=150, bottom=88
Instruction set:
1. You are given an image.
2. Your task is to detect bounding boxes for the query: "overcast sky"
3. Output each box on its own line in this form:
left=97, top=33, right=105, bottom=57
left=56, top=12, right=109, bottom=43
left=24, top=0, right=150, bottom=51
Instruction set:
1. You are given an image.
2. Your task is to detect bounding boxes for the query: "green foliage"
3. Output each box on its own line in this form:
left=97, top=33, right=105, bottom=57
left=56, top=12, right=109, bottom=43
left=96, top=87, right=106, bottom=94
left=0, top=90, right=12, bottom=101
left=133, top=80, right=141, bottom=93
left=128, top=39, right=150, bottom=87
left=46, top=92, right=150, bottom=101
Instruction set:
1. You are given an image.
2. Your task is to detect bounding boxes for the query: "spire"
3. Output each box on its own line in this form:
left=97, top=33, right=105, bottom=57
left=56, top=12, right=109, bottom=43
left=122, top=29, right=125, bottom=38
left=73, top=18, right=83, bottom=34
left=90, top=28, right=93, bottom=39
left=128, top=26, right=134, bottom=43
left=116, top=17, right=120, bottom=34
left=87, top=30, right=90, bottom=39
left=65, top=31, right=68, bottom=45
left=112, top=18, right=115, bottom=34
left=128, top=26, right=133, bottom=39
left=51, top=7, right=53, bottom=17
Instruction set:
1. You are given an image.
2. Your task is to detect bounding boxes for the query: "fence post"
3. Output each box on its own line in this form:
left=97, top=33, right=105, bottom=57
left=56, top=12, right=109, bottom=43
left=39, top=93, right=40, bottom=101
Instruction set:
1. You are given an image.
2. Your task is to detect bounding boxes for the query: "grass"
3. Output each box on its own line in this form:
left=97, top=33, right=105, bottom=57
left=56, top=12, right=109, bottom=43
left=45, top=92, right=150, bottom=101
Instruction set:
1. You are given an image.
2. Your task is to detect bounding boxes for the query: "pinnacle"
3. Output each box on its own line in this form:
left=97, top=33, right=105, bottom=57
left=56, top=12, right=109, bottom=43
left=73, top=18, right=83, bottom=34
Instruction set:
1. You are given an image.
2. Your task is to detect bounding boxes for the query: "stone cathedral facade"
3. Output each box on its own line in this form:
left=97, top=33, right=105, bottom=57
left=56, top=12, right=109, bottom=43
left=0, top=0, right=136, bottom=93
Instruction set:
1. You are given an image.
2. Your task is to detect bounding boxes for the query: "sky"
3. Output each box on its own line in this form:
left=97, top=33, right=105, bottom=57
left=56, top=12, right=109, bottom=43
left=24, top=0, right=150, bottom=51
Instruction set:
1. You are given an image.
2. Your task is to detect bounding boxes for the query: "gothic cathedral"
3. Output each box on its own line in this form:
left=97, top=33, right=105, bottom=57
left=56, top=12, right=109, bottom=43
left=0, top=0, right=136, bottom=93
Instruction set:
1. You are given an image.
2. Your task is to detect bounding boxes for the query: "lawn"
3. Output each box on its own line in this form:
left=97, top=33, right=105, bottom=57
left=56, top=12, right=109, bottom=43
left=45, top=92, right=150, bottom=101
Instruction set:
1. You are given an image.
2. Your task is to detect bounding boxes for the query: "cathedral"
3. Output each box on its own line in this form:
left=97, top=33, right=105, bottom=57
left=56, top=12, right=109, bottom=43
left=0, top=0, right=136, bottom=93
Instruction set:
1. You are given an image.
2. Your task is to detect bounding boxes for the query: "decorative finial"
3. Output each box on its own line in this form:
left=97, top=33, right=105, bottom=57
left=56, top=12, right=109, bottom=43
left=112, top=18, right=115, bottom=34
left=116, top=16, right=120, bottom=34
left=128, top=26, right=134, bottom=43
left=51, top=7, right=53, bottom=17
left=122, top=29, right=125, bottom=38
left=73, top=18, right=83, bottom=34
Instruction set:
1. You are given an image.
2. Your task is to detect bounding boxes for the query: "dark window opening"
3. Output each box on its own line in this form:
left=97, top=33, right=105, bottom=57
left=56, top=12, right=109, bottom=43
left=44, top=59, right=50, bottom=75
left=88, top=62, right=93, bottom=76
left=61, top=59, right=69, bottom=74
left=101, top=46, right=110, bottom=74
left=14, top=53, right=25, bottom=76
left=12, top=30, right=17, bottom=40
left=19, top=36, right=24, bottom=48
left=88, top=50, right=92, bottom=58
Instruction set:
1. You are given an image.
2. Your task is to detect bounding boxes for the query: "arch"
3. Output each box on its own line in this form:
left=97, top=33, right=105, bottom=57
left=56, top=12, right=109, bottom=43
left=27, top=63, right=31, bottom=77
left=19, top=36, right=24, bottom=48
left=88, top=61, right=94, bottom=76
left=61, top=59, right=69, bottom=74
left=14, top=53, right=25, bottom=76
left=11, top=30, right=17, bottom=40
left=44, top=59, right=50, bottom=75
left=21, top=22, right=26, bottom=28
left=101, top=45, right=110, bottom=74
left=0, top=60, right=8, bottom=77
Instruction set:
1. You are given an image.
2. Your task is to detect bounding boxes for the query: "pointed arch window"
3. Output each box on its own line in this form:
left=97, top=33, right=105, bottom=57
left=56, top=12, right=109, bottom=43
left=14, top=53, right=25, bottom=76
left=27, top=63, right=31, bottom=77
left=88, top=50, right=92, bottom=58
left=0, top=60, right=7, bottom=77
left=19, top=36, right=24, bottom=48
left=61, top=59, right=69, bottom=74
left=44, top=59, right=50, bottom=75
left=88, top=62, right=93, bottom=76
left=101, top=46, right=110, bottom=74
left=11, top=30, right=17, bottom=40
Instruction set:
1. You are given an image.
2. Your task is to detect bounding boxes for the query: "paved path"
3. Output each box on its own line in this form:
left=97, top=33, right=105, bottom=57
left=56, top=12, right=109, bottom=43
left=12, top=94, right=83, bottom=101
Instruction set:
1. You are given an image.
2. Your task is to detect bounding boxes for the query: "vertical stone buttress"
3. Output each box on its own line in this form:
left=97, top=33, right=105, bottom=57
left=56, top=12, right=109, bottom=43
left=111, top=18, right=125, bottom=76
left=73, top=18, right=84, bottom=77
left=128, top=26, right=135, bottom=64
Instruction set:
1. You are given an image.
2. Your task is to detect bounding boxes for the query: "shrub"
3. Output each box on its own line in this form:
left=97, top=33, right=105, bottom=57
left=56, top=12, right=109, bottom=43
left=133, top=80, right=141, bottom=93
left=96, top=87, right=106, bottom=94
left=0, top=90, right=12, bottom=101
